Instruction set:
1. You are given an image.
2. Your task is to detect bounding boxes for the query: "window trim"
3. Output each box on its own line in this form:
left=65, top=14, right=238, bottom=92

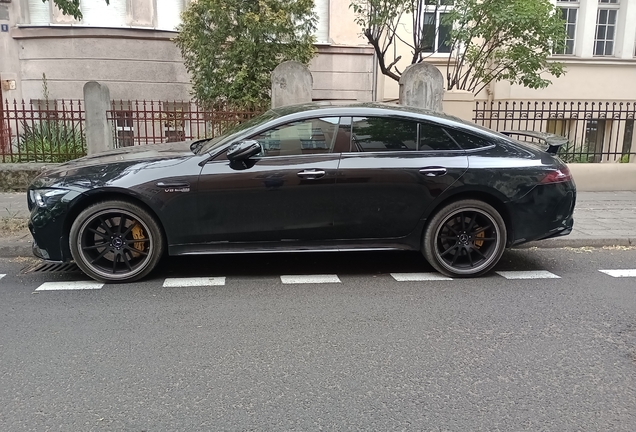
left=555, top=1, right=580, bottom=56
left=421, top=1, right=455, bottom=56
left=594, top=0, right=621, bottom=57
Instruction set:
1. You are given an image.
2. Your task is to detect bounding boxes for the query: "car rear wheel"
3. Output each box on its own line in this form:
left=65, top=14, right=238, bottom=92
left=69, top=200, right=164, bottom=283
left=423, top=199, right=506, bottom=278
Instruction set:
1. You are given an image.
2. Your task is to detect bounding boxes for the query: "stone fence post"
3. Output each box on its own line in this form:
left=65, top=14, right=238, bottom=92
left=83, top=81, right=113, bottom=155
left=271, top=61, right=313, bottom=109
left=399, top=63, right=444, bottom=111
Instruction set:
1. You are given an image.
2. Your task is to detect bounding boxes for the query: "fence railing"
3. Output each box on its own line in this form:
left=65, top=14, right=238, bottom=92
left=474, top=101, right=636, bottom=163
left=107, top=100, right=264, bottom=148
left=0, top=99, right=85, bottom=163
left=0, top=99, right=264, bottom=162
left=3, top=98, right=635, bottom=163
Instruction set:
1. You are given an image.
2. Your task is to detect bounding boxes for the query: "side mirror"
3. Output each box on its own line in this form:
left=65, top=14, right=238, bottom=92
left=227, top=140, right=262, bottom=161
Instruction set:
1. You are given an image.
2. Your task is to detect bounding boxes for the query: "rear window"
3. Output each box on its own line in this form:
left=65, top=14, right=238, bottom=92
left=445, top=129, right=494, bottom=150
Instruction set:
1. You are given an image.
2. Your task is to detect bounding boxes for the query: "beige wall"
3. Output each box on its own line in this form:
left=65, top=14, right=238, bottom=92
left=0, top=1, right=25, bottom=103
left=14, top=28, right=191, bottom=102
left=492, top=60, right=636, bottom=101
left=328, top=0, right=366, bottom=47
left=311, top=46, right=374, bottom=101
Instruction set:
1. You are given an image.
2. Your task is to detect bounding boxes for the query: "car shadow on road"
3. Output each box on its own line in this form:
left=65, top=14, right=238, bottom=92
left=158, top=250, right=434, bottom=278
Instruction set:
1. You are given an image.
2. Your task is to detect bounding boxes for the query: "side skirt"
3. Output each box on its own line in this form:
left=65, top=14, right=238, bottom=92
left=168, top=241, right=418, bottom=256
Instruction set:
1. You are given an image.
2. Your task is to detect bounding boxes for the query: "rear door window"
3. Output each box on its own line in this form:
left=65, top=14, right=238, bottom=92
left=419, top=122, right=462, bottom=151
left=351, top=117, right=418, bottom=152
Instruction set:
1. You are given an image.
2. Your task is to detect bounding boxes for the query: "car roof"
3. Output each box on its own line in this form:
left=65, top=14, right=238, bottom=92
left=269, top=101, right=458, bottom=120
left=266, top=102, right=508, bottom=142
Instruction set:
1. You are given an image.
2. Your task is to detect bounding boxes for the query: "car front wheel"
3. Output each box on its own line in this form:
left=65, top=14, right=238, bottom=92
left=69, top=200, right=165, bottom=283
left=423, top=199, right=506, bottom=278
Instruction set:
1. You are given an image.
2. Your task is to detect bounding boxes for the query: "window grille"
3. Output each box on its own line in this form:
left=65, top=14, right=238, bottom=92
left=556, top=1, right=579, bottom=55
left=595, top=0, right=620, bottom=56
left=422, top=0, right=454, bottom=53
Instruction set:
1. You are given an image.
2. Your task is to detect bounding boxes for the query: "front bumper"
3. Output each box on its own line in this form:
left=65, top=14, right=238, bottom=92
left=28, top=191, right=80, bottom=262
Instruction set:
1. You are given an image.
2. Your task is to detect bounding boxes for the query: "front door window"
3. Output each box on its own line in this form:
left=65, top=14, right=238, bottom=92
left=251, top=117, right=340, bottom=157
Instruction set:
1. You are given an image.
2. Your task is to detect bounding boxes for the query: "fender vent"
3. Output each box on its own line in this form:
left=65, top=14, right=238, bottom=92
left=23, top=262, right=80, bottom=274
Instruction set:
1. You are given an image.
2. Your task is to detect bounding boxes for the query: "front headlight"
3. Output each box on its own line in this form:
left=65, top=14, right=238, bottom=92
left=31, top=188, right=69, bottom=208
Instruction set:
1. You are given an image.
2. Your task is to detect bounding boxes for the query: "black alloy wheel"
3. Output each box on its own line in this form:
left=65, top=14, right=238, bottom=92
left=423, top=199, right=506, bottom=278
left=69, top=200, right=165, bottom=282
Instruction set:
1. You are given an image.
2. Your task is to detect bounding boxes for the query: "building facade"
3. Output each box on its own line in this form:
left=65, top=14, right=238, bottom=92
left=0, top=0, right=374, bottom=103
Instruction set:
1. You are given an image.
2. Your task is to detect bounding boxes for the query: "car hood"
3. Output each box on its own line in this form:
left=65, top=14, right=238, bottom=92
left=31, top=141, right=198, bottom=189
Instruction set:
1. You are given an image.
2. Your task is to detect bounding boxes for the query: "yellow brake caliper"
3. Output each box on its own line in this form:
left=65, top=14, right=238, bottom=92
left=474, top=230, right=485, bottom=248
left=131, top=223, right=146, bottom=257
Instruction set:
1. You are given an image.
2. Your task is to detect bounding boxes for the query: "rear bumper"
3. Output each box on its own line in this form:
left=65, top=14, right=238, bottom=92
left=507, top=181, right=576, bottom=247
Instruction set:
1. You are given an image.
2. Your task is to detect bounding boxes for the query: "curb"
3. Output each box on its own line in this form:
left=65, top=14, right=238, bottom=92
left=0, top=241, right=33, bottom=258
left=515, top=237, right=635, bottom=249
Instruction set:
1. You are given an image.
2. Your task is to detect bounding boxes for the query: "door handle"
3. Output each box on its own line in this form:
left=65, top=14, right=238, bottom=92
left=156, top=181, right=190, bottom=188
left=419, top=167, right=447, bottom=177
left=297, top=169, right=326, bottom=179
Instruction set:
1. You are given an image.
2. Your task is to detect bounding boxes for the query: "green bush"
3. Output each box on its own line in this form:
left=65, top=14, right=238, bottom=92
left=557, top=139, right=593, bottom=163
left=18, top=120, right=86, bottom=163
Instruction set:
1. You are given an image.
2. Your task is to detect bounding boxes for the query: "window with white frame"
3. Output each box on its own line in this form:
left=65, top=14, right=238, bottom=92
left=422, top=0, right=454, bottom=53
left=79, top=0, right=127, bottom=27
left=595, top=0, right=620, bottom=56
left=27, top=0, right=51, bottom=25
left=314, top=0, right=329, bottom=44
left=27, top=0, right=185, bottom=30
left=157, top=0, right=185, bottom=31
left=556, top=0, right=579, bottom=55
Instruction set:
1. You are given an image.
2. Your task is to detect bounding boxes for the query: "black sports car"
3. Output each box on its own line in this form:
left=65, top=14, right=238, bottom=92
left=27, top=103, right=575, bottom=282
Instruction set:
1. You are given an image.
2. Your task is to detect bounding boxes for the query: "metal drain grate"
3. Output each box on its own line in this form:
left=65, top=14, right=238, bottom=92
left=23, top=262, right=80, bottom=274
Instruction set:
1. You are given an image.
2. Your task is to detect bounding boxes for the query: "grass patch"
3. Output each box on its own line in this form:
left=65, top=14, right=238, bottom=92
left=0, top=218, right=29, bottom=236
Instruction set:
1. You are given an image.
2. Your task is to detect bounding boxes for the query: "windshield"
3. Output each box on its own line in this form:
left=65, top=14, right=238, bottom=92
left=197, top=110, right=281, bottom=154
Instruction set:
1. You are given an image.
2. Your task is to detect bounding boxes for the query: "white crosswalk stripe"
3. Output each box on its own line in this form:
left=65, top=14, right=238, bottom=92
left=163, top=277, right=226, bottom=287
left=599, top=269, right=636, bottom=278
left=496, top=270, right=560, bottom=280
left=35, top=281, right=104, bottom=291
left=14, top=268, right=636, bottom=290
left=280, top=275, right=341, bottom=284
left=391, top=273, right=452, bottom=281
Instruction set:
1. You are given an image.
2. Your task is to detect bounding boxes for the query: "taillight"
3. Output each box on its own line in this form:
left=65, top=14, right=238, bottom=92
left=541, top=166, right=572, bottom=184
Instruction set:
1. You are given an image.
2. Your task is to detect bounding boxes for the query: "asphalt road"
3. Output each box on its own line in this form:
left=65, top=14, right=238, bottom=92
left=1, top=247, right=635, bottom=431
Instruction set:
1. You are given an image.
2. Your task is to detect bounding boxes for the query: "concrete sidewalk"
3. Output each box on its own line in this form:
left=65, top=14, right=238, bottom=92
left=0, top=191, right=634, bottom=258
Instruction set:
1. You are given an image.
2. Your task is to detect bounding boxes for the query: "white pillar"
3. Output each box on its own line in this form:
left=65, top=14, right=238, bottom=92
left=616, top=0, right=636, bottom=59
left=576, top=0, right=599, bottom=58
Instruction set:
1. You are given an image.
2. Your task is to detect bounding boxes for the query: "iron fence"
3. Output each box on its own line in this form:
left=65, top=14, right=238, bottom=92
left=474, top=101, right=636, bottom=163
left=0, top=99, right=86, bottom=163
left=107, top=100, right=265, bottom=148
left=3, top=98, right=633, bottom=163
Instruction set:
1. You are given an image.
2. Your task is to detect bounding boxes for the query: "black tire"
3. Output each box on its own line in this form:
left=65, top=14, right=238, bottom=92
left=422, top=199, right=506, bottom=278
left=69, top=200, right=165, bottom=283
